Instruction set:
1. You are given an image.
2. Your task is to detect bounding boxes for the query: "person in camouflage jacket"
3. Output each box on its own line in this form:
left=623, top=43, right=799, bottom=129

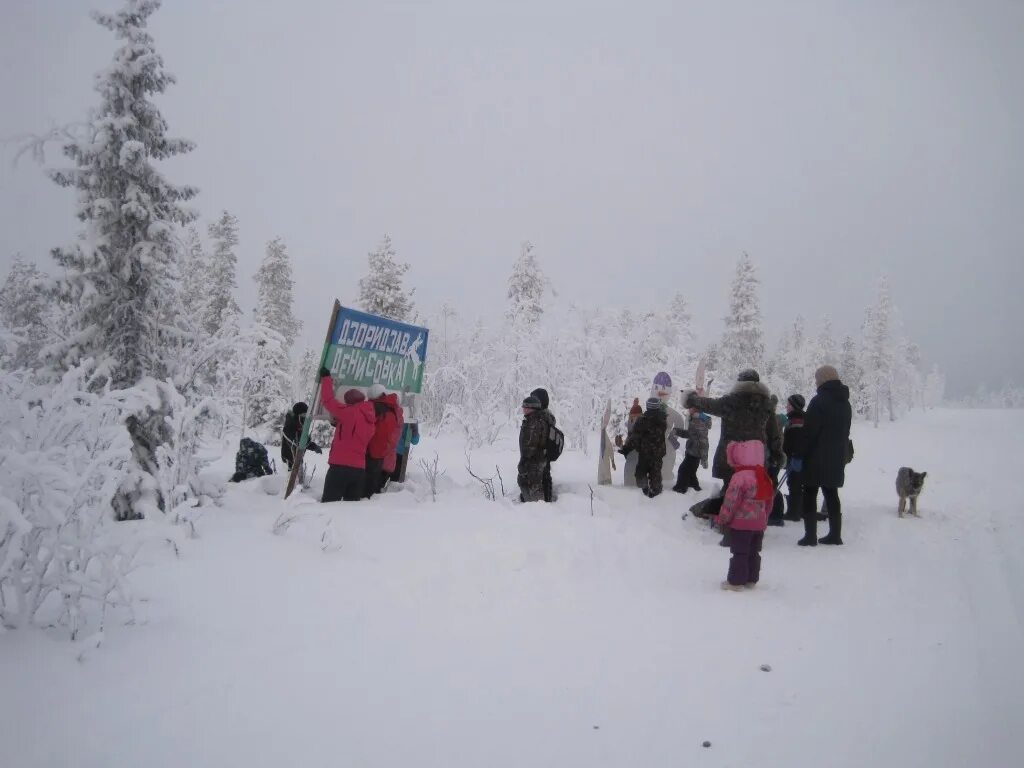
left=518, top=395, right=553, bottom=502
left=619, top=398, right=668, bottom=497
left=231, top=437, right=273, bottom=482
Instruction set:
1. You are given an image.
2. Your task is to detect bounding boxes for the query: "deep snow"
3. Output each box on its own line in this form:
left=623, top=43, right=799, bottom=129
left=3, top=408, right=1023, bottom=768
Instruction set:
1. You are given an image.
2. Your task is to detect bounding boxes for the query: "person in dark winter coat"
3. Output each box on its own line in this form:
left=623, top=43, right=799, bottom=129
left=672, top=407, right=710, bottom=493
left=280, top=402, right=322, bottom=470
left=682, top=369, right=784, bottom=487
left=782, top=394, right=806, bottom=521
left=619, top=397, right=669, bottom=497
left=518, top=395, right=553, bottom=502
left=790, top=366, right=852, bottom=546
left=231, top=437, right=273, bottom=482
left=319, top=369, right=377, bottom=502
left=530, top=387, right=556, bottom=501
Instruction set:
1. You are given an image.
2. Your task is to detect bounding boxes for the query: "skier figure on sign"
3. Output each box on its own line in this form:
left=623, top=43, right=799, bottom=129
left=651, top=372, right=688, bottom=490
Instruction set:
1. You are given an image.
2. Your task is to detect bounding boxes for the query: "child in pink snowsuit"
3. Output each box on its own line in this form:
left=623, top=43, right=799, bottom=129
left=716, top=439, right=772, bottom=590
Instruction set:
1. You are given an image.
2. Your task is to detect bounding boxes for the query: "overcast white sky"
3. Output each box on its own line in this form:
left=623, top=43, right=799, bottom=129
left=1, top=0, right=1021, bottom=395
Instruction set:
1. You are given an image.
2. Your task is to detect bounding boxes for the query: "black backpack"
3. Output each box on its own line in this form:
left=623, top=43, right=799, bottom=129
left=546, top=423, right=565, bottom=462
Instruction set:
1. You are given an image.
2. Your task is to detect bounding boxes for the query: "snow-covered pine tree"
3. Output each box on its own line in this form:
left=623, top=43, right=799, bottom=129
left=245, top=238, right=300, bottom=431
left=239, top=321, right=290, bottom=432
left=180, top=225, right=208, bottom=318
left=816, top=315, right=837, bottom=365
left=254, top=237, right=301, bottom=347
left=203, top=210, right=242, bottom=336
left=46, top=0, right=201, bottom=519
left=0, top=256, right=51, bottom=370
left=839, top=334, right=870, bottom=417
left=719, top=252, right=765, bottom=380
left=863, top=275, right=895, bottom=426
left=48, top=0, right=197, bottom=385
left=506, top=241, right=548, bottom=327
left=358, top=234, right=415, bottom=321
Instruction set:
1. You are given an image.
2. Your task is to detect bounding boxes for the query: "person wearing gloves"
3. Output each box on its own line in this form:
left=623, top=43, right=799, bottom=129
left=318, top=368, right=377, bottom=502
left=281, top=401, right=322, bottom=470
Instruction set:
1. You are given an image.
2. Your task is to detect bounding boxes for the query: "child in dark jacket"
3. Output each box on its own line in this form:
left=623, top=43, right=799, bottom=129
left=716, top=439, right=772, bottom=590
left=782, top=394, right=805, bottom=521
left=619, top=398, right=668, bottom=497
left=672, top=408, right=711, bottom=493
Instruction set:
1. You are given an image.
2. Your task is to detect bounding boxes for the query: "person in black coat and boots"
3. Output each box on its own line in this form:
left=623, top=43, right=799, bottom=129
left=791, top=366, right=852, bottom=546
left=531, top=387, right=556, bottom=502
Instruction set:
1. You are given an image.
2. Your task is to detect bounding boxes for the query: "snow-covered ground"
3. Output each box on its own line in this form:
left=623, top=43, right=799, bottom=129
left=3, top=408, right=1023, bottom=768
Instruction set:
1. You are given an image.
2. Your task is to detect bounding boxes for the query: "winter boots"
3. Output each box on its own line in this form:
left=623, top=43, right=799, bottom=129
left=798, top=513, right=818, bottom=546
left=819, top=509, right=843, bottom=545
left=721, top=580, right=745, bottom=592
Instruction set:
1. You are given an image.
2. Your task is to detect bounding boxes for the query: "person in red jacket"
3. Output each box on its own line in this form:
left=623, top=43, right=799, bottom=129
left=380, top=392, right=404, bottom=490
left=364, top=384, right=397, bottom=498
left=319, top=368, right=376, bottom=502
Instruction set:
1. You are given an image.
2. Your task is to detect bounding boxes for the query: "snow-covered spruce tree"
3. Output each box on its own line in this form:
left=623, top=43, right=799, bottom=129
left=839, top=334, right=870, bottom=417
left=502, top=241, right=550, bottom=414
left=664, top=293, right=699, bottom=388
left=719, top=252, right=765, bottom=380
left=46, top=0, right=200, bottom=520
left=254, top=237, right=301, bottom=347
left=180, top=225, right=207, bottom=318
left=202, top=210, right=242, bottom=337
left=815, top=315, right=837, bottom=366
left=0, top=257, right=51, bottom=370
left=358, top=234, right=415, bottom=321
left=243, top=238, right=299, bottom=431
left=506, top=240, right=547, bottom=327
left=239, top=323, right=290, bottom=433
left=863, top=275, right=895, bottom=426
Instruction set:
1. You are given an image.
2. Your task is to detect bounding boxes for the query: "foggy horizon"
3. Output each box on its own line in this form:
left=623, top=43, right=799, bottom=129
left=1, top=0, right=1021, bottom=396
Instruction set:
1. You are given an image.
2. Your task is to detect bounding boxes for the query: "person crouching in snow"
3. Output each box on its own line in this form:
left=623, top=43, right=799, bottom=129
left=618, top=397, right=668, bottom=497
left=615, top=398, right=643, bottom=487
left=318, top=368, right=377, bottom=502
left=716, top=439, right=773, bottom=591
left=672, top=407, right=710, bottom=493
left=518, top=394, right=551, bottom=502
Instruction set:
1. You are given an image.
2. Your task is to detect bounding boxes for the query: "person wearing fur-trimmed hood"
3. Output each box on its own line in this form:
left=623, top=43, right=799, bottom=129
left=682, top=369, right=784, bottom=486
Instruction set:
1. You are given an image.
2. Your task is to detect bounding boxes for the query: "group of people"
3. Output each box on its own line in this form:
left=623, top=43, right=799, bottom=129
left=278, top=368, right=419, bottom=502
left=515, top=365, right=853, bottom=592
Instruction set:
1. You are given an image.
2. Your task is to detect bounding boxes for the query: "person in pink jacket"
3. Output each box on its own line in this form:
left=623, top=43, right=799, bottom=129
left=716, top=439, right=773, bottom=591
left=319, top=368, right=377, bottom=502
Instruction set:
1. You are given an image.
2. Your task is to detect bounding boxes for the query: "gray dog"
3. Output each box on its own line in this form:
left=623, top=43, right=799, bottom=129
left=896, top=467, right=927, bottom=517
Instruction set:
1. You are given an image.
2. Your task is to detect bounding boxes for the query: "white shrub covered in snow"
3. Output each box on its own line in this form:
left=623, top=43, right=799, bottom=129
left=0, top=365, right=138, bottom=636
